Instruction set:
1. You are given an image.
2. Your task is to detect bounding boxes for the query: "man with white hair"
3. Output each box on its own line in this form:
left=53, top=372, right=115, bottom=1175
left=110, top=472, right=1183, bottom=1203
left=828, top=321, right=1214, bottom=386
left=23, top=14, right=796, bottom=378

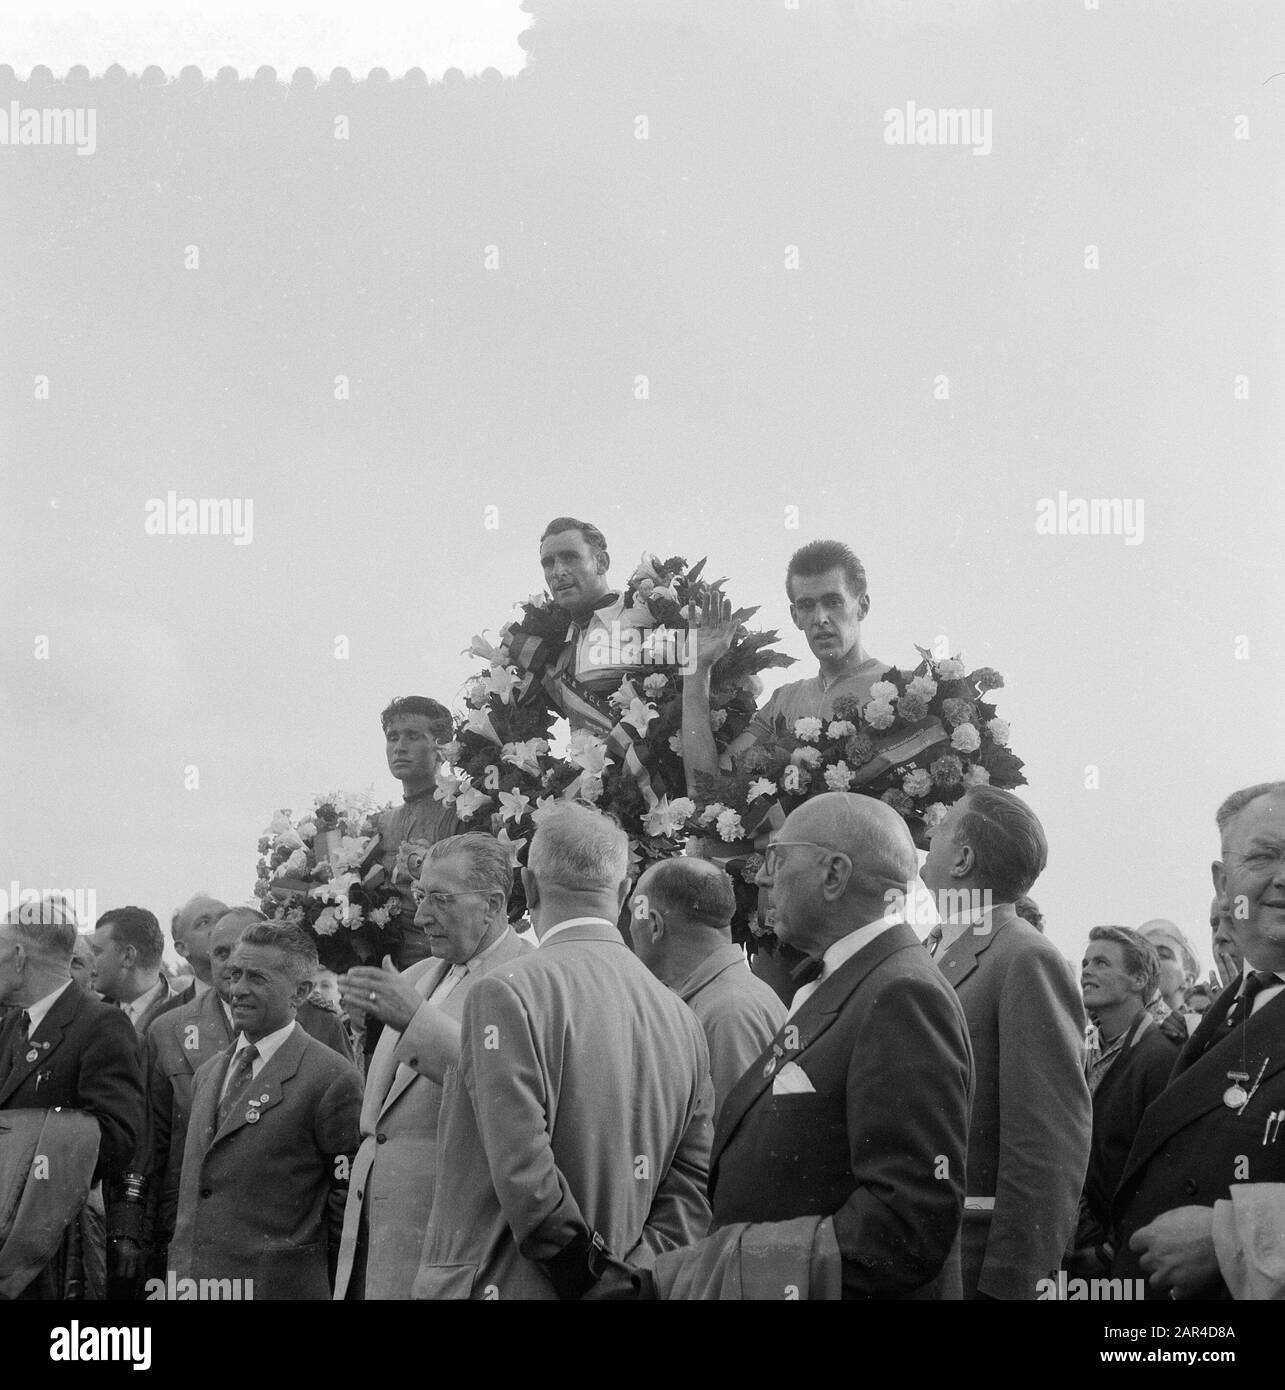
left=414, top=804, right=714, bottom=1299
left=0, top=895, right=145, bottom=1298
left=1116, top=781, right=1285, bottom=1298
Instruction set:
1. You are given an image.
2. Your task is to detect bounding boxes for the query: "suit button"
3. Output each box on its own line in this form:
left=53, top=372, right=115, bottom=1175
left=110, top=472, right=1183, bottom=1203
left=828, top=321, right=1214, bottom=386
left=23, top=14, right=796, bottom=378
left=1183, top=1179, right=1198, bottom=1196
left=199, top=1187, right=213, bottom=1198
left=408, top=1058, right=418, bottom=1068
left=376, top=1133, right=387, bottom=1144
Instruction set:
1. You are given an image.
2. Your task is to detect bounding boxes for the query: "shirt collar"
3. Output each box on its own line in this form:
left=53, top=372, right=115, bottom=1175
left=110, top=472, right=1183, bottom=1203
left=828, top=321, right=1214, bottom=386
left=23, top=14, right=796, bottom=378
left=937, top=902, right=999, bottom=953
left=675, top=941, right=746, bottom=1002
left=123, top=976, right=166, bottom=1025
left=540, top=916, right=616, bottom=947
left=463, top=926, right=512, bottom=968
left=817, top=913, right=904, bottom=980
left=230, top=1018, right=297, bottom=1066
left=26, top=979, right=74, bottom=1033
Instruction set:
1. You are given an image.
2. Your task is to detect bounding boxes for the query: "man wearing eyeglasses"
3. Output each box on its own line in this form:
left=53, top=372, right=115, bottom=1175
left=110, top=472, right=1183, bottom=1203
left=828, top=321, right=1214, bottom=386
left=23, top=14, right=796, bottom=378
left=653, top=792, right=973, bottom=1299
left=333, top=834, right=530, bottom=1300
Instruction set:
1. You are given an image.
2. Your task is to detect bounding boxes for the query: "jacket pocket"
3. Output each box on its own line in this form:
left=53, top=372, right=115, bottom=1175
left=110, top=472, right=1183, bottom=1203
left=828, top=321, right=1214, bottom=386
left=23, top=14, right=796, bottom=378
left=413, top=1262, right=479, bottom=1300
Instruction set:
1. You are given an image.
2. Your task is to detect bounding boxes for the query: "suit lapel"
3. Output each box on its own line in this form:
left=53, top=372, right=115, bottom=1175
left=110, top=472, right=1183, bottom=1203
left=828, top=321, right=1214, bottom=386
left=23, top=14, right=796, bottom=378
left=935, top=906, right=1013, bottom=991
left=1118, top=987, right=1285, bottom=1191
left=714, top=923, right=920, bottom=1164
left=209, top=1024, right=308, bottom=1145
left=0, top=982, right=81, bottom=1105
left=377, top=960, right=450, bottom=1119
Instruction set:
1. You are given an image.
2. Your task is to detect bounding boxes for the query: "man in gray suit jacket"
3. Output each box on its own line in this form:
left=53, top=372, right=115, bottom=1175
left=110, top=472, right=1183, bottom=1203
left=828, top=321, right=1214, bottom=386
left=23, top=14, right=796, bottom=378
left=333, top=834, right=531, bottom=1299
left=921, top=785, right=1091, bottom=1300
left=169, top=923, right=362, bottom=1300
left=413, top=804, right=714, bottom=1300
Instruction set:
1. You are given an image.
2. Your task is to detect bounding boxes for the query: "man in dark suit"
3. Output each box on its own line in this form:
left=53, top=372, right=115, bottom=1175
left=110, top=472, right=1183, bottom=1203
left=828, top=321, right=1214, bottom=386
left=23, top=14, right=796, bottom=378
left=921, top=786, right=1091, bottom=1299
left=0, top=896, right=145, bottom=1298
left=675, top=792, right=973, bottom=1300
left=1114, top=781, right=1285, bottom=1299
left=1068, top=926, right=1179, bottom=1274
left=414, top=804, right=713, bottom=1300
left=146, top=905, right=354, bottom=1268
left=169, top=922, right=362, bottom=1299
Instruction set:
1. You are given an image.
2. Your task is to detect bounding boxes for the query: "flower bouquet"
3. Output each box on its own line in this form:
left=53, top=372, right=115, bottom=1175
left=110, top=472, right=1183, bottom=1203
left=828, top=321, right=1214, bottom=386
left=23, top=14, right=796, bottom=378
left=251, top=789, right=405, bottom=972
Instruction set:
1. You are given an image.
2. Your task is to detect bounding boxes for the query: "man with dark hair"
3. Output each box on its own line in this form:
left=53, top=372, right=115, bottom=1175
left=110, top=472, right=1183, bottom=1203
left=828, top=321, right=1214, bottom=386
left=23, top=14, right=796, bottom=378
left=0, top=896, right=145, bottom=1298
left=1115, top=781, right=1285, bottom=1299
left=1068, top=927, right=1179, bottom=1277
left=91, top=907, right=183, bottom=1034
left=920, top=786, right=1091, bottom=1299
left=372, top=694, right=460, bottom=972
left=629, top=858, right=785, bottom=1124
left=680, top=539, right=891, bottom=792
left=170, top=922, right=362, bottom=1299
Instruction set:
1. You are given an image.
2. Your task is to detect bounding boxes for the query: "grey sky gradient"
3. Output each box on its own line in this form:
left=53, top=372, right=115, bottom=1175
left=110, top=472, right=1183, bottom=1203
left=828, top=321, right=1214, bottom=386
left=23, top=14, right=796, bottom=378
left=4, top=0, right=1283, bottom=976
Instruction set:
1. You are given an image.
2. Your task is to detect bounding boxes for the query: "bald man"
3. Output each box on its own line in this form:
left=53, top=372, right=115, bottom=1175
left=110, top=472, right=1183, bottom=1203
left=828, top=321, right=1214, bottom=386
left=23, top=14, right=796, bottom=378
left=149, top=895, right=229, bottom=1027
left=661, top=793, right=972, bottom=1299
left=630, top=858, right=785, bottom=1124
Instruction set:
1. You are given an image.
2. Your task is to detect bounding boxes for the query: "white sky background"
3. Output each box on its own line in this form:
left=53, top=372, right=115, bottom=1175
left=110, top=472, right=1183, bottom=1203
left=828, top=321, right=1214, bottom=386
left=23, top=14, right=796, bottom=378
left=4, top=1, right=1284, bottom=976
left=2, top=0, right=531, bottom=79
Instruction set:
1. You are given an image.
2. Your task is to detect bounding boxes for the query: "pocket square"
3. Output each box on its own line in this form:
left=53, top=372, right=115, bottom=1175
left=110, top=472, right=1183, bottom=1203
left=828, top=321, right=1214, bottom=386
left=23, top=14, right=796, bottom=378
left=771, top=1061, right=815, bottom=1096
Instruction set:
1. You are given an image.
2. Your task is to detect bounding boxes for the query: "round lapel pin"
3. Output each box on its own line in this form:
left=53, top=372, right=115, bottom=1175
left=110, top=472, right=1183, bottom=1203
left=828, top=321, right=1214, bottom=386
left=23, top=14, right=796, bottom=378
left=25, top=1049, right=39, bottom=1063
left=246, top=1110, right=261, bottom=1124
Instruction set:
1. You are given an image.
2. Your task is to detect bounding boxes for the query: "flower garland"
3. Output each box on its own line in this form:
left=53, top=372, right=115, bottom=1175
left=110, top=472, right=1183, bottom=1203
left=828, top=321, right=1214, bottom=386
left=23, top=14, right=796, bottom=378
left=696, top=647, right=1026, bottom=847
left=252, top=789, right=405, bottom=971
left=440, top=554, right=794, bottom=883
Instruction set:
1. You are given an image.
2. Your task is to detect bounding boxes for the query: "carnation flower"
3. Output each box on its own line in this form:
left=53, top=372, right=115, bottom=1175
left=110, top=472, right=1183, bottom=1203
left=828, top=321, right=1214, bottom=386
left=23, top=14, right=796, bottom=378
left=870, top=680, right=899, bottom=704
left=829, top=694, right=864, bottom=723
left=906, top=675, right=937, bottom=701
left=986, top=718, right=1010, bottom=746
left=826, top=719, right=856, bottom=740
left=963, top=765, right=991, bottom=788
left=741, top=853, right=764, bottom=884
left=716, top=809, right=745, bottom=842
left=368, top=904, right=393, bottom=927
left=747, top=777, right=778, bottom=801
left=951, top=723, right=981, bottom=753
left=903, top=768, right=934, bottom=798
left=643, top=673, right=668, bottom=696
left=635, top=578, right=656, bottom=597
left=845, top=732, right=876, bottom=766
left=942, top=698, right=977, bottom=728
left=709, top=709, right=728, bottom=731
left=936, top=658, right=965, bottom=680
left=794, top=716, right=823, bottom=742
left=257, top=837, right=271, bottom=854
left=896, top=693, right=928, bottom=723
left=922, top=801, right=950, bottom=829
left=930, top=754, right=964, bottom=785
left=864, top=699, right=896, bottom=730
left=740, top=745, right=771, bottom=774
left=881, top=789, right=913, bottom=815
left=699, top=802, right=728, bottom=826
left=790, top=745, right=823, bottom=767
left=972, top=668, right=1005, bottom=692
left=824, top=762, right=855, bottom=792
left=313, top=906, right=342, bottom=937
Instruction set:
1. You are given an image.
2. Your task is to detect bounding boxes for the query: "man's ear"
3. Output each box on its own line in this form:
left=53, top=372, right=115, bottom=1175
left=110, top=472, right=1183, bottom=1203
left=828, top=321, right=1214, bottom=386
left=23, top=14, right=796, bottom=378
left=521, top=868, right=540, bottom=915
left=1211, top=859, right=1227, bottom=902
left=615, top=876, right=633, bottom=916
left=821, top=853, right=853, bottom=902
left=953, top=844, right=975, bottom=879
left=173, top=939, right=191, bottom=962
left=596, top=549, right=610, bottom=575
left=292, top=978, right=313, bottom=1008
left=856, top=593, right=870, bottom=621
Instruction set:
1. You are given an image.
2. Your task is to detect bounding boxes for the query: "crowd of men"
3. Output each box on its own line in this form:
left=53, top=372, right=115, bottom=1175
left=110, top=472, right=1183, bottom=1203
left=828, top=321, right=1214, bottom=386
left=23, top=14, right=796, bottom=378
left=2, top=777, right=1283, bottom=1301
left=2, top=526, right=1282, bottom=1299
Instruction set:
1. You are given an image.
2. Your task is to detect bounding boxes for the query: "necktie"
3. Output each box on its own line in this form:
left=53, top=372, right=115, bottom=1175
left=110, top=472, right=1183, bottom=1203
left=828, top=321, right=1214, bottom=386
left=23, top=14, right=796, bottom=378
left=924, top=925, right=944, bottom=957
left=785, top=956, right=825, bottom=1020
left=216, top=1045, right=260, bottom=1131
left=1227, top=971, right=1280, bottom=1026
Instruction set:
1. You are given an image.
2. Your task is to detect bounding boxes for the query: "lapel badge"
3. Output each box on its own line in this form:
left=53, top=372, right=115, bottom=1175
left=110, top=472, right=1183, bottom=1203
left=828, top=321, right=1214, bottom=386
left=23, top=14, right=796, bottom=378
left=245, top=1109, right=261, bottom=1124
left=25, top=1049, right=40, bottom=1064
left=258, top=1093, right=269, bottom=1103
left=762, top=1056, right=777, bottom=1078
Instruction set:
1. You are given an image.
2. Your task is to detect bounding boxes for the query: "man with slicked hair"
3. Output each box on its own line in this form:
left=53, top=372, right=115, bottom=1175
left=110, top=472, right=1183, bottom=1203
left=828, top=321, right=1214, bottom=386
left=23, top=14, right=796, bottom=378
left=1116, top=781, right=1285, bottom=1299
left=414, top=803, right=713, bottom=1300
left=921, top=785, right=1090, bottom=1300
left=657, top=793, right=972, bottom=1300
left=629, top=857, right=785, bottom=1123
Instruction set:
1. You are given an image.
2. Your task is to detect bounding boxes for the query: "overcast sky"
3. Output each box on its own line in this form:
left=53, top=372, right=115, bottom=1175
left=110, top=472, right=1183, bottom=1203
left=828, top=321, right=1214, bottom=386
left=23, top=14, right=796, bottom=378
left=4, top=0, right=1283, bottom=976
